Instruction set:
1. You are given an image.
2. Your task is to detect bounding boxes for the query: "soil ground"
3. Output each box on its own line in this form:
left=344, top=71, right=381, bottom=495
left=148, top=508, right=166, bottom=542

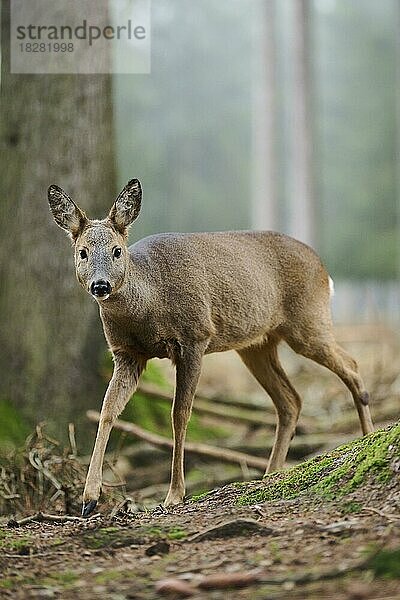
left=1, top=474, right=399, bottom=600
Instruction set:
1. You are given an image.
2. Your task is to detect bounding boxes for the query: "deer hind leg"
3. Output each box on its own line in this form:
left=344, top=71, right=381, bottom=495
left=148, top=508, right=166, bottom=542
left=237, top=340, right=302, bottom=474
left=284, top=327, right=374, bottom=436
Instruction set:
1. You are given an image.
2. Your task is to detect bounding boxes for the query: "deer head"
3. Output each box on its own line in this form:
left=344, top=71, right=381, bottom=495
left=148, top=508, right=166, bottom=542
left=47, top=179, right=142, bottom=300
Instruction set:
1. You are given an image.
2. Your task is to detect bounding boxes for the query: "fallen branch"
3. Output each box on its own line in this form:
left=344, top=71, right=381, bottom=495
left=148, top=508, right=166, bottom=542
left=331, top=398, right=400, bottom=433
left=139, top=382, right=275, bottom=413
left=226, top=433, right=351, bottom=459
left=155, top=546, right=383, bottom=596
left=138, top=384, right=277, bottom=427
left=3, top=551, right=72, bottom=559
left=138, top=383, right=313, bottom=433
left=198, top=560, right=360, bottom=589
left=7, top=512, right=87, bottom=527
left=361, top=506, right=400, bottom=521
left=86, top=410, right=268, bottom=471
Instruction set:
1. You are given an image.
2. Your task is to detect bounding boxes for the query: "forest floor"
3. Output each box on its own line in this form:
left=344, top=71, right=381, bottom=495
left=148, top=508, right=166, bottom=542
left=1, top=330, right=400, bottom=599
left=1, top=441, right=399, bottom=600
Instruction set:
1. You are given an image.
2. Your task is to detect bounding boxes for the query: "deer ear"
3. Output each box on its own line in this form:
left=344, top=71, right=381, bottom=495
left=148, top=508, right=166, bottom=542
left=108, top=179, right=142, bottom=234
left=47, top=185, right=87, bottom=241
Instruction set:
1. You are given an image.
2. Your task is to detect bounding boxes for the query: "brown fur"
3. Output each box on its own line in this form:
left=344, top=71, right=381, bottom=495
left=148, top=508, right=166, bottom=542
left=48, top=179, right=374, bottom=512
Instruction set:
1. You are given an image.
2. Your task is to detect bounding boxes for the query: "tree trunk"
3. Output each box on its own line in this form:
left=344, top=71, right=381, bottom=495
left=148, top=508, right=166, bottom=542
left=396, top=1, right=400, bottom=278
left=0, top=1, right=116, bottom=441
left=251, top=0, right=277, bottom=230
left=289, top=0, right=315, bottom=247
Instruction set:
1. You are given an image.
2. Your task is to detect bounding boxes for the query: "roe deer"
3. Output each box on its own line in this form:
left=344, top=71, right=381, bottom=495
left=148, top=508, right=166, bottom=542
left=47, top=179, right=374, bottom=516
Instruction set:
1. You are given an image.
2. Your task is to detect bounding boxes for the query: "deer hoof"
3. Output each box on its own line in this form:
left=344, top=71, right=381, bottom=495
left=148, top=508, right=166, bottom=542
left=164, top=493, right=184, bottom=507
left=82, top=499, right=97, bottom=517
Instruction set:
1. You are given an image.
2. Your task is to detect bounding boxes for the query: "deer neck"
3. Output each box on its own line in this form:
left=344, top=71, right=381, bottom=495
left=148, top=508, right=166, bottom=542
left=97, top=256, right=154, bottom=319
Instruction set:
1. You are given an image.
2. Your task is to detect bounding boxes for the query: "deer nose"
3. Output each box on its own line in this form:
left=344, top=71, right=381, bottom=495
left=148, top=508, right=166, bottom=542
left=90, top=280, right=111, bottom=298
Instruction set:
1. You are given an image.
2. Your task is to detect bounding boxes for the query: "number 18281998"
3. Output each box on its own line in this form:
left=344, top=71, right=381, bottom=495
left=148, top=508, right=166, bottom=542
left=19, top=42, right=74, bottom=52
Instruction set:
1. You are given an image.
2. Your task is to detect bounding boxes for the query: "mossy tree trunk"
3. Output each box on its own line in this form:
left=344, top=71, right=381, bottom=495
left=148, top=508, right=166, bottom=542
left=0, top=1, right=116, bottom=441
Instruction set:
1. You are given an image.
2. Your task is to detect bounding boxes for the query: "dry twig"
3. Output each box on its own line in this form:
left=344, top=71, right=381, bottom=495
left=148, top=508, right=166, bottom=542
left=68, top=423, right=77, bottom=457
left=361, top=506, right=400, bottom=520
left=7, top=511, right=85, bottom=527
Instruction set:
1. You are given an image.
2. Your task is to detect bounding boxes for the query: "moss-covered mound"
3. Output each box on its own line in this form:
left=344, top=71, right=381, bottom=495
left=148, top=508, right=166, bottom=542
left=237, top=422, right=400, bottom=506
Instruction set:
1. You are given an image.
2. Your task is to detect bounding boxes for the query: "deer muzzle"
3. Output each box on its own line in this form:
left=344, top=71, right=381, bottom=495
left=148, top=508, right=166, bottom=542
left=90, top=280, right=112, bottom=299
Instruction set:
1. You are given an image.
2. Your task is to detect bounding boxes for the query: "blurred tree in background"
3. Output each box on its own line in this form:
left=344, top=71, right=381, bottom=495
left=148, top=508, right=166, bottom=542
left=314, top=0, right=398, bottom=279
left=114, top=0, right=255, bottom=237
left=0, top=0, right=114, bottom=442
left=114, top=0, right=399, bottom=280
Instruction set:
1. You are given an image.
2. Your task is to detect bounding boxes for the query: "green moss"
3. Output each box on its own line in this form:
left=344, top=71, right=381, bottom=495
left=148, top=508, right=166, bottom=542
left=82, top=526, right=124, bottom=549
left=191, top=479, right=252, bottom=503
left=94, top=569, right=125, bottom=585
left=368, top=547, right=400, bottom=578
left=43, top=571, right=78, bottom=587
left=146, top=525, right=186, bottom=540
left=166, top=527, right=186, bottom=540
left=8, top=576, right=37, bottom=587
left=238, top=423, right=400, bottom=506
left=147, top=526, right=162, bottom=536
left=190, top=490, right=212, bottom=502
left=51, top=537, right=66, bottom=546
left=232, top=481, right=252, bottom=489
left=0, top=529, right=66, bottom=554
left=340, top=501, right=363, bottom=514
left=0, top=571, right=79, bottom=591
left=268, top=541, right=282, bottom=564
left=0, top=530, right=33, bottom=552
left=237, top=453, right=335, bottom=505
left=82, top=524, right=186, bottom=550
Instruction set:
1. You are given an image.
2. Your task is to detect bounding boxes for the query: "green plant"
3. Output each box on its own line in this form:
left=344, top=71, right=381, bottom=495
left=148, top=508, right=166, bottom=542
left=0, top=400, right=30, bottom=448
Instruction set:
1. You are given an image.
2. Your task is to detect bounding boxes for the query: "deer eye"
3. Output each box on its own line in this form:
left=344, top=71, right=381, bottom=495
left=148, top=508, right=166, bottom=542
left=113, top=247, right=122, bottom=259
left=79, top=249, right=88, bottom=260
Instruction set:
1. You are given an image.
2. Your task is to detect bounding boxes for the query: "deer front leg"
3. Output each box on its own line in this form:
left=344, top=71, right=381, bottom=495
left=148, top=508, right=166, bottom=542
left=82, top=353, right=144, bottom=517
left=164, top=343, right=206, bottom=507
